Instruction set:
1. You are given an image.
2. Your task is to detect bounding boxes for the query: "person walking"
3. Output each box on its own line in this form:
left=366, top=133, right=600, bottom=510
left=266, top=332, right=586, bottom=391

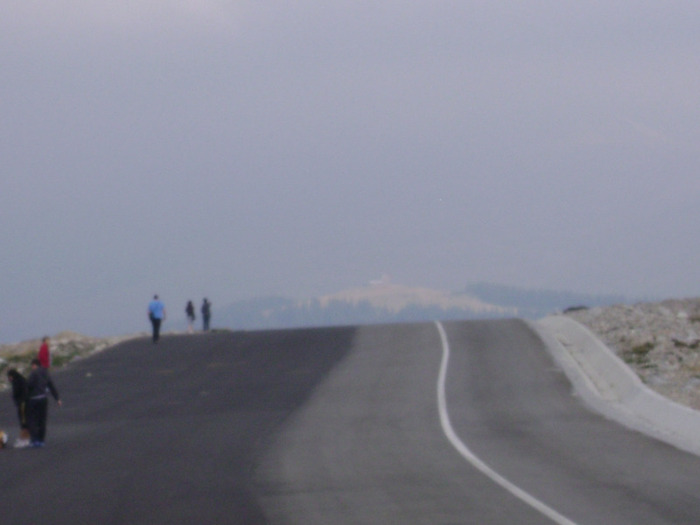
left=201, top=298, right=211, bottom=331
left=38, top=336, right=51, bottom=368
left=148, top=294, right=166, bottom=343
left=26, top=358, right=62, bottom=448
left=6, top=369, right=30, bottom=448
left=185, top=300, right=196, bottom=334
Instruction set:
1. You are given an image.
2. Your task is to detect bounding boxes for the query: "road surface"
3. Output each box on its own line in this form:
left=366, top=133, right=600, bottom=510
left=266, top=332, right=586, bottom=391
left=2, top=320, right=700, bottom=524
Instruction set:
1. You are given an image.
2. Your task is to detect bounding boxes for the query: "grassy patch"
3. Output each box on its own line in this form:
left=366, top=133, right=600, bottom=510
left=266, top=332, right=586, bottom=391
left=0, top=353, right=35, bottom=380
left=673, top=338, right=700, bottom=350
left=622, top=341, right=655, bottom=366
left=1, top=341, right=97, bottom=390
left=52, top=341, right=96, bottom=368
left=52, top=349, right=82, bottom=368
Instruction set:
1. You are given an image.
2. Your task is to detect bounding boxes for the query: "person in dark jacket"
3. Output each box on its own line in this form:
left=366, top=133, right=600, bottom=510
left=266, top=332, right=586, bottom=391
left=201, top=298, right=211, bottom=331
left=26, top=358, right=62, bottom=448
left=7, top=369, right=30, bottom=447
left=185, top=300, right=196, bottom=334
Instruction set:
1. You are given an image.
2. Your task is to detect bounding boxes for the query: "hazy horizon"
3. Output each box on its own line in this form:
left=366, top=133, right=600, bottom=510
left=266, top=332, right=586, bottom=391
left=1, top=279, right=647, bottom=344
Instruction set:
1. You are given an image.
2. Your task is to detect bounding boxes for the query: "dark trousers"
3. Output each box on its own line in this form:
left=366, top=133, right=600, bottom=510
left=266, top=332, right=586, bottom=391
left=151, top=317, right=162, bottom=342
left=16, top=401, right=28, bottom=430
left=28, top=397, right=48, bottom=443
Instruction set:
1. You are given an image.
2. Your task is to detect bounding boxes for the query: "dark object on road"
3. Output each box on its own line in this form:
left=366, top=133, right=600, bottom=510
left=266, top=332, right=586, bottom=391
left=563, top=305, right=589, bottom=313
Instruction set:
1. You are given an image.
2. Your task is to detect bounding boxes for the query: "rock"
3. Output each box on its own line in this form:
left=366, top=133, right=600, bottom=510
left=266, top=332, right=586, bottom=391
left=565, top=297, right=700, bottom=410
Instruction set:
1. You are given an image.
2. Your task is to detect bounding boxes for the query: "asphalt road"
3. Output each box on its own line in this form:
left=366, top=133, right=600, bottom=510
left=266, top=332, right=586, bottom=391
left=3, top=320, right=700, bottom=524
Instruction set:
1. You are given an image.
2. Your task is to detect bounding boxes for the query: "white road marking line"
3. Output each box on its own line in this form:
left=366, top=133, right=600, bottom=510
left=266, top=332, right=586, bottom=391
left=434, top=321, right=578, bottom=525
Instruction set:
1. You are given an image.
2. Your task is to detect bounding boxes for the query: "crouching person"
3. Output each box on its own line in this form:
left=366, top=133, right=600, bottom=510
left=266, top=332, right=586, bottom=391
left=27, top=359, right=62, bottom=448
left=7, top=369, right=30, bottom=448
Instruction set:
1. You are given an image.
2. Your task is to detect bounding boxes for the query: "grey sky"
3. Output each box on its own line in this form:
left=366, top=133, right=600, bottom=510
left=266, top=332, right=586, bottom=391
left=2, top=2, right=700, bottom=341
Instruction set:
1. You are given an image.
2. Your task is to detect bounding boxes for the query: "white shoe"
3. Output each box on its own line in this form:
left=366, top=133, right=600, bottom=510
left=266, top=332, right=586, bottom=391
left=14, top=438, right=30, bottom=448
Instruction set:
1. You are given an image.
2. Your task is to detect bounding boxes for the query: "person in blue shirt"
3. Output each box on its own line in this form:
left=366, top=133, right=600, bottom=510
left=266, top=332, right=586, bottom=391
left=148, top=294, right=166, bottom=343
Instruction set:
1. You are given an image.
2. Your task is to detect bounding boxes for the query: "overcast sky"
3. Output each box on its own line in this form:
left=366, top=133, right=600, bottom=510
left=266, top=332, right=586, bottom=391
left=2, top=2, right=700, bottom=341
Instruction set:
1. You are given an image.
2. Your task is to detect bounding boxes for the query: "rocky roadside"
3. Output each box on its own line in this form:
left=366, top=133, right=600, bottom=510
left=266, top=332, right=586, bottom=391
left=564, top=298, right=700, bottom=410
left=0, top=331, right=144, bottom=392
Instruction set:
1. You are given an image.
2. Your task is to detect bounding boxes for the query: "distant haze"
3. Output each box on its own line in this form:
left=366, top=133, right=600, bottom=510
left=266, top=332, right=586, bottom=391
left=213, top=281, right=627, bottom=333
left=2, top=3, right=699, bottom=342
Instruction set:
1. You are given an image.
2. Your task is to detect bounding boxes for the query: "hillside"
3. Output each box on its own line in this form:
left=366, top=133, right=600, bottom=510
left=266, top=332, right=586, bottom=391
left=0, top=332, right=141, bottom=391
left=316, top=282, right=512, bottom=314
left=216, top=281, right=627, bottom=331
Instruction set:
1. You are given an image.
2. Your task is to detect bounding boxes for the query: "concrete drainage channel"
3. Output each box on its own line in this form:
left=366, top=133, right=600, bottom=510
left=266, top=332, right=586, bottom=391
left=533, top=315, right=700, bottom=458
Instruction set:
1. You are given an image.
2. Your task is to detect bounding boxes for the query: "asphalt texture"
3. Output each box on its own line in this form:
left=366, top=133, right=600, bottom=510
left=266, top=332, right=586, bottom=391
left=0, top=328, right=355, bottom=524
left=3, top=320, right=700, bottom=524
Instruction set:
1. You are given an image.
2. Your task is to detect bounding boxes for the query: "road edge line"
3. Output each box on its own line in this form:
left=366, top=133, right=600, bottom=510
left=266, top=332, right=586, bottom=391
left=434, top=321, right=577, bottom=525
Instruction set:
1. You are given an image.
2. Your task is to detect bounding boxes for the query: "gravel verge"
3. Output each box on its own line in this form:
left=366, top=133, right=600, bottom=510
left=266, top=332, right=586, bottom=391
left=0, top=331, right=145, bottom=392
left=565, top=298, right=700, bottom=410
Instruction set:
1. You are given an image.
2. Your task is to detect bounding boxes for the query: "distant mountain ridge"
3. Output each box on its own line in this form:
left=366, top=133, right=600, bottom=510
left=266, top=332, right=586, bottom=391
left=216, top=282, right=627, bottom=331
left=316, top=282, right=512, bottom=314
left=462, top=283, right=626, bottom=319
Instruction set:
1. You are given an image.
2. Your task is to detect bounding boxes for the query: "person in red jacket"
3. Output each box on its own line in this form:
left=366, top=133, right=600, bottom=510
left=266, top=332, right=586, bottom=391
left=38, top=336, right=51, bottom=368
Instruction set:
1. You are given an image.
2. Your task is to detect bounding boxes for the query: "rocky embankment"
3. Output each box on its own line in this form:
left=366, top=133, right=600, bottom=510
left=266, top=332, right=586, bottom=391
left=0, top=332, right=142, bottom=391
left=564, top=298, right=700, bottom=410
